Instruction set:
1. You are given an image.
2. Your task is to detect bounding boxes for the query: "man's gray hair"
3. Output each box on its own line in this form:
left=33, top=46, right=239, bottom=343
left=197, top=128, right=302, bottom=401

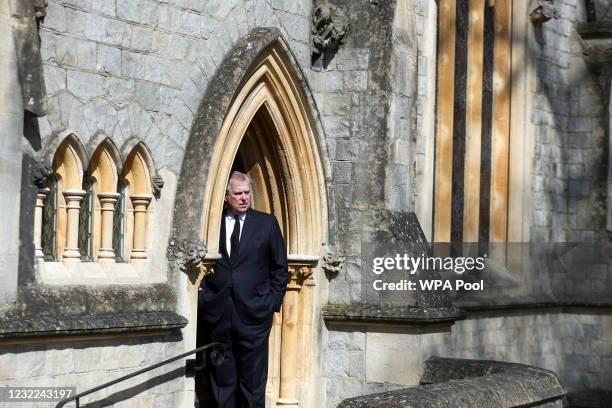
left=225, top=171, right=252, bottom=194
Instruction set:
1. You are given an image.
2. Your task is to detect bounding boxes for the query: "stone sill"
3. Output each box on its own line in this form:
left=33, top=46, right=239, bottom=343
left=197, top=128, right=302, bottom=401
left=577, top=21, right=612, bottom=39
left=339, top=357, right=565, bottom=408
left=456, top=295, right=612, bottom=312
left=322, top=304, right=465, bottom=324
left=0, top=311, right=187, bottom=339
left=0, top=283, right=184, bottom=339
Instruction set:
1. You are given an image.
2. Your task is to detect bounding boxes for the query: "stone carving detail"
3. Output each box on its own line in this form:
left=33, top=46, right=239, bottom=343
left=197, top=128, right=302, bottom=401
left=32, top=162, right=52, bottom=188
left=10, top=0, right=48, bottom=116
left=152, top=174, right=164, bottom=195
left=167, top=238, right=207, bottom=274
left=312, top=4, right=349, bottom=51
left=322, top=245, right=345, bottom=279
left=288, top=265, right=314, bottom=288
left=529, top=0, right=557, bottom=24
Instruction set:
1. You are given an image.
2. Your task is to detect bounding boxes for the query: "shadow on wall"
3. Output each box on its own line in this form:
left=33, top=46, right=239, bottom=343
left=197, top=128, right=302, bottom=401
left=1, top=333, right=185, bottom=407
left=80, top=367, right=184, bottom=408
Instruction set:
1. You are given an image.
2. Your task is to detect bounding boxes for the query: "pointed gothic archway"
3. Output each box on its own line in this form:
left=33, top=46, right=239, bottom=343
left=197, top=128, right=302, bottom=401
left=202, top=41, right=327, bottom=407
left=171, top=29, right=331, bottom=407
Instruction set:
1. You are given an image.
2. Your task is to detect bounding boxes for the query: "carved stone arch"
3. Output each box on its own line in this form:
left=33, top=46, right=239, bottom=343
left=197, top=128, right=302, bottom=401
left=89, top=138, right=121, bottom=261
left=51, top=133, right=88, bottom=260
left=43, top=129, right=89, bottom=172
left=53, top=133, right=87, bottom=191
left=123, top=143, right=154, bottom=195
left=123, top=143, right=155, bottom=261
left=204, top=58, right=324, bottom=256
left=89, top=138, right=121, bottom=192
left=172, top=28, right=332, bottom=248
left=171, top=28, right=332, bottom=407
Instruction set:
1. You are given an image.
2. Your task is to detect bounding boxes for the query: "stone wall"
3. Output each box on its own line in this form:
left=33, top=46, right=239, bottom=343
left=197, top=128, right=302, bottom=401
left=0, top=334, right=188, bottom=407
left=4, top=0, right=611, bottom=407
left=12, top=0, right=317, bottom=404
left=0, top=0, right=24, bottom=304
left=530, top=0, right=608, bottom=242
left=451, top=311, right=612, bottom=392
left=413, top=0, right=436, bottom=241
left=324, top=310, right=612, bottom=407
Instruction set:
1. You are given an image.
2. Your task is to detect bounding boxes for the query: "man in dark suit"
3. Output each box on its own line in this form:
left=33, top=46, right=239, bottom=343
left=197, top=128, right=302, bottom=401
left=198, top=171, right=288, bottom=407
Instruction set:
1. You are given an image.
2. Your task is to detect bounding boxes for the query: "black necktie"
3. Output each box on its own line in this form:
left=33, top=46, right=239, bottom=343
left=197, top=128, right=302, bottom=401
left=230, top=215, right=240, bottom=265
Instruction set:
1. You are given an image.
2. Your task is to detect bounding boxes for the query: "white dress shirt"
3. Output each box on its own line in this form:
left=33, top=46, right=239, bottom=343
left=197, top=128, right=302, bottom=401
left=225, top=212, right=246, bottom=256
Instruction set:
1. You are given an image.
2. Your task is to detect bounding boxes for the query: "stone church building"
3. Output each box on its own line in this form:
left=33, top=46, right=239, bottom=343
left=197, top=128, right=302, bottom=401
left=1, top=0, right=611, bottom=406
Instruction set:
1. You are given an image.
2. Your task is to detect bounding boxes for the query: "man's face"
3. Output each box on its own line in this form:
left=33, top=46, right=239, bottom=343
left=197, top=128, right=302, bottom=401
left=225, top=179, right=251, bottom=214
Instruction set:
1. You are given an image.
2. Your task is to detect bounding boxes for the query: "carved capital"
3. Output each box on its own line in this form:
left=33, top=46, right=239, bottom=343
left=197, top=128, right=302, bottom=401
left=167, top=238, right=208, bottom=275
left=32, top=162, right=53, bottom=188
left=322, top=245, right=345, bottom=280
left=312, top=4, right=349, bottom=51
left=529, top=0, right=557, bottom=24
left=152, top=174, right=164, bottom=196
left=288, top=265, right=314, bottom=289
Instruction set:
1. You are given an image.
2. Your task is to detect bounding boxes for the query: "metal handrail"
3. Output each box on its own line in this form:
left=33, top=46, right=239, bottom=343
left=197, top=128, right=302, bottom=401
left=55, top=342, right=223, bottom=408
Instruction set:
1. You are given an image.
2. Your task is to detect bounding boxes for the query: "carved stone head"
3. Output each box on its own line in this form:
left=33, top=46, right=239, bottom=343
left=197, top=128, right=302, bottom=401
left=312, top=4, right=349, bottom=51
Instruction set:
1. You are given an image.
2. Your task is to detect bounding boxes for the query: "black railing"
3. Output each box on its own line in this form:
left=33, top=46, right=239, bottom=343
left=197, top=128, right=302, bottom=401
left=55, top=342, right=223, bottom=408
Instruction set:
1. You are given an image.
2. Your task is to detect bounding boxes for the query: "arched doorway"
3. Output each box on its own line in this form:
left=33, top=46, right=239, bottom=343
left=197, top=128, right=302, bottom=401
left=196, top=40, right=328, bottom=407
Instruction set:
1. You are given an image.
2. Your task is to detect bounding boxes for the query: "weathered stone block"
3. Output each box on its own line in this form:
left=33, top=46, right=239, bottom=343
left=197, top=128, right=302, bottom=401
left=44, top=2, right=67, bottom=32
left=322, top=70, right=344, bottom=93
left=270, top=0, right=309, bottom=16
left=318, top=93, right=350, bottom=116
left=337, top=49, right=370, bottom=71
left=344, top=70, right=368, bottom=91
left=365, top=332, right=422, bottom=385
left=97, top=44, right=122, bottom=76
left=327, top=349, right=350, bottom=377
left=104, top=77, right=135, bottom=107
left=122, top=50, right=145, bottom=78
left=43, top=63, right=66, bottom=95
left=333, top=162, right=353, bottom=184
left=277, top=11, right=309, bottom=43
left=67, top=70, right=105, bottom=101
left=175, top=9, right=203, bottom=37
left=92, top=0, right=116, bottom=16
left=118, top=0, right=159, bottom=25
left=568, top=180, right=590, bottom=197
left=205, top=0, right=240, bottom=20
left=130, top=26, right=154, bottom=52
left=135, top=80, right=161, bottom=111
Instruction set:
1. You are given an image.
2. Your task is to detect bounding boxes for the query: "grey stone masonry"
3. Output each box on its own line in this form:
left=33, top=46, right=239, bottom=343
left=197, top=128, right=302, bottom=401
left=530, top=1, right=608, bottom=242
left=0, top=0, right=24, bottom=304
left=38, top=0, right=313, bottom=174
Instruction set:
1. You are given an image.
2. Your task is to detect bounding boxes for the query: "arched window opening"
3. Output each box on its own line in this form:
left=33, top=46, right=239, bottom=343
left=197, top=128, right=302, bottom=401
left=123, top=144, right=153, bottom=262
left=89, top=141, right=120, bottom=262
left=50, top=136, right=86, bottom=261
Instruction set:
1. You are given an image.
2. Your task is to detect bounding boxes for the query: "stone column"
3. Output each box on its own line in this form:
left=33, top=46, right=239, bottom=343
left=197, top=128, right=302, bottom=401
left=130, top=194, right=151, bottom=260
left=277, top=265, right=313, bottom=407
left=34, top=187, right=50, bottom=259
left=97, top=192, right=120, bottom=261
left=61, top=189, right=86, bottom=259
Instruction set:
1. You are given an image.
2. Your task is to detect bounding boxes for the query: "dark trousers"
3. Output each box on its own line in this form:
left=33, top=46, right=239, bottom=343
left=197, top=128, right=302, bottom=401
left=202, top=292, right=273, bottom=408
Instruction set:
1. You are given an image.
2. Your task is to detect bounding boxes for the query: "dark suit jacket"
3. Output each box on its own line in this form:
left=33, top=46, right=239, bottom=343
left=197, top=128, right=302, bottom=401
left=198, top=208, right=288, bottom=325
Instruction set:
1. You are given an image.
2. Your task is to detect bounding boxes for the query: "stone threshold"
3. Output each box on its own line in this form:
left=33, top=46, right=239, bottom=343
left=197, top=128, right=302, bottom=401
left=321, top=303, right=465, bottom=324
